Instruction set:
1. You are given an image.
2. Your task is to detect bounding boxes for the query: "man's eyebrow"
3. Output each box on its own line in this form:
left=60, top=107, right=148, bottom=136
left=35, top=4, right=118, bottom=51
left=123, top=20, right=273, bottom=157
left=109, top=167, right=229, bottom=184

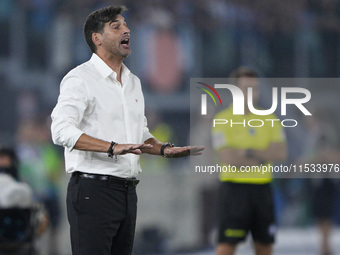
left=109, top=19, right=125, bottom=25
left=109, top=20, right=118, bottom=25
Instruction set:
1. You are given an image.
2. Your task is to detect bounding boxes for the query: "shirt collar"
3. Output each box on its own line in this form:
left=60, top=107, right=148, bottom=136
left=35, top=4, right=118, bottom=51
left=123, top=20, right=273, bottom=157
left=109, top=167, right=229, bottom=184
left=90, top=53, right=130, bottom=82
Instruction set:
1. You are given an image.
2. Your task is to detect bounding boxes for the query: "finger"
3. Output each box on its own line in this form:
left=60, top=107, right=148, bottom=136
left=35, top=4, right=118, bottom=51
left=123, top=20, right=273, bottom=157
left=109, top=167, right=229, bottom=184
left=130, top=144, right=153, bottom=150
left=126, top=144, right=143, bottom=150
left=190, top=146, right=205, bottom=151
left=189, top=147, right=205, bottom=154
left=190, top=148, right=204, bottom=153
left=190, top=152, right=203, bottom=156
left=128, top=149, right=142, bottom=155
left=140, top=144, right=153, bottom=149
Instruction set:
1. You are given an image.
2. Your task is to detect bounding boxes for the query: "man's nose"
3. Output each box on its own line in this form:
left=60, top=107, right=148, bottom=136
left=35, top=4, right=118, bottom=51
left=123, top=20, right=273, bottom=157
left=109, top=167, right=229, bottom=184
left=123, top=25, right=130, bottom=34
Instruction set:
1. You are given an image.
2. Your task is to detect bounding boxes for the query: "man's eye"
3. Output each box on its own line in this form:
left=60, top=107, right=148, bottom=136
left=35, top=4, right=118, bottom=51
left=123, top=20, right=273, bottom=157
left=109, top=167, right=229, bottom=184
left=113, top=26, right=120, bottom=29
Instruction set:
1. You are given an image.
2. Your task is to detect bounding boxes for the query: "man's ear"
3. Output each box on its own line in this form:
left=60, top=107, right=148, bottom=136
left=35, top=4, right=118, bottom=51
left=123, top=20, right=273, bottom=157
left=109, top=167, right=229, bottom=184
left=92, top=32, right=102, bottom=48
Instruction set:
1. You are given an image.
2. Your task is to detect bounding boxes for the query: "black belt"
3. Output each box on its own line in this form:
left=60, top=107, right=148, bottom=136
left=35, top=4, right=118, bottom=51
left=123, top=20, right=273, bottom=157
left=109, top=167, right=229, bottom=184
left=73, top=172, right=139, bottom=187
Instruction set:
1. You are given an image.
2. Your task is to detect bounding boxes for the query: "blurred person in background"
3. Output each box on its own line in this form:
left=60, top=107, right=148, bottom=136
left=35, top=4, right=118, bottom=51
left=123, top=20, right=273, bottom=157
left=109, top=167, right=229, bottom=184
left=0, top=147, right=49, bottom=255
left=297, top=111, right=340, bottom=255
left=50, top=5, right=203, bottom=255
left=17, top=118, right=63, bottom=255
left=212, top=67, right=287, bottom=255
left=0, top=148, right=32, bottom=208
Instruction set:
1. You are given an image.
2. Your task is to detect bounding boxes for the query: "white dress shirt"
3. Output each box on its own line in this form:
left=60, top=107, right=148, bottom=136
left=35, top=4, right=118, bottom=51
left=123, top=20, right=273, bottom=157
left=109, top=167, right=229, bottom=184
left=51, top=53, right=154, bottom=178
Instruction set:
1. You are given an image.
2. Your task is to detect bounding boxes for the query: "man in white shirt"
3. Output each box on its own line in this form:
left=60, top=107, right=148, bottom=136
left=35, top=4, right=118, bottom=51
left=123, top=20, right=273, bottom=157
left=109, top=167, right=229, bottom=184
left=51, top=5, right=203, bottom=255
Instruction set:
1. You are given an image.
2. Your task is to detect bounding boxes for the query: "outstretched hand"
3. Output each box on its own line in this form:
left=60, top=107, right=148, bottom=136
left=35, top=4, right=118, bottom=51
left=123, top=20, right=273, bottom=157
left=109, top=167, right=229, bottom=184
left=114, top=143, right=153, bottom=155
left=163, top=146, right=205, bottom=158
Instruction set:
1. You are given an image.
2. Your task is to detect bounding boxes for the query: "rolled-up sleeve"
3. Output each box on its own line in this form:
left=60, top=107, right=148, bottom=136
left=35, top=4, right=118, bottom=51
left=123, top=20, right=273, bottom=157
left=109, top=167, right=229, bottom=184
left=142, top=116, right=154, bottom=142
left=51, top=76, right=88, bottom=150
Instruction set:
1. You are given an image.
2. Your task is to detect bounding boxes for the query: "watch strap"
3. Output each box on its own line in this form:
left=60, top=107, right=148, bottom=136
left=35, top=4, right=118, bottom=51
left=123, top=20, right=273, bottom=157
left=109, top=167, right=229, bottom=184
left=160, top=142, right=174, bottom=156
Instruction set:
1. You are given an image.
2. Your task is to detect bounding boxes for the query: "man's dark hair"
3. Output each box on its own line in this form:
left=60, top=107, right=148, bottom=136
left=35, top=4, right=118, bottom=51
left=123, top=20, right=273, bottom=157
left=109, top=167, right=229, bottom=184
left=84, top=6, right=127, bottom=53
left=0, top=148, right=19, bottom=179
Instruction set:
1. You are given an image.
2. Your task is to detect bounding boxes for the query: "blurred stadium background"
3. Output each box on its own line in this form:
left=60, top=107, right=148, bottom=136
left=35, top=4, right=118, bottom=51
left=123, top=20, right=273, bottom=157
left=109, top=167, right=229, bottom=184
left=0, top=0, right=340, bottom=254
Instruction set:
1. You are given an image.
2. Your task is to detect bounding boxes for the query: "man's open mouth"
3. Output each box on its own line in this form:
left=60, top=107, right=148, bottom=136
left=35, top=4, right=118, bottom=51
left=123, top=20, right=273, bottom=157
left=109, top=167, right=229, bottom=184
left=120, top=38, right=130, bottom=47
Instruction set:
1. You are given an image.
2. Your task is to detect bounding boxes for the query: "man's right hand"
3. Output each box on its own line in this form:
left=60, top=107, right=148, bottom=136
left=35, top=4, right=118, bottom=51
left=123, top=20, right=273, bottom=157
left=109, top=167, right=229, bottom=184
left=74, top=134, right=152, bottom=156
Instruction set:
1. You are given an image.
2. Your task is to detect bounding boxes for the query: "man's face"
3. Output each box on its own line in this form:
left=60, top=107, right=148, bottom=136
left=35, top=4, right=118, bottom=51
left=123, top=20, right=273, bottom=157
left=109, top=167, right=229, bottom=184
left=99, top=14, right=131, bottom=59
left=238, top=76, right=259, bottom=106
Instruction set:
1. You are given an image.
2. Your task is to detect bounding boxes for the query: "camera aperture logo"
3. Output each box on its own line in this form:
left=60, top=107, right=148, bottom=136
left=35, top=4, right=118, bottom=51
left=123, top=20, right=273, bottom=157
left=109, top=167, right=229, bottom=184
left=196, top=82, right=312, bottom=128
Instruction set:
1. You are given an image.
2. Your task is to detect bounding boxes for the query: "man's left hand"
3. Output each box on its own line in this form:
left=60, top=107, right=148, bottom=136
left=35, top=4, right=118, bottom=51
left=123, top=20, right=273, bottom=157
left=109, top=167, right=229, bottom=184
left=163, top=146, right=205, bottom=158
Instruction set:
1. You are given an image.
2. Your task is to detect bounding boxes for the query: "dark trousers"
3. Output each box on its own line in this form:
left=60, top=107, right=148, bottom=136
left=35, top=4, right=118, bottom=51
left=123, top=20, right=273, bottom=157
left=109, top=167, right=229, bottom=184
left=66, top=174, right=137, bottom=255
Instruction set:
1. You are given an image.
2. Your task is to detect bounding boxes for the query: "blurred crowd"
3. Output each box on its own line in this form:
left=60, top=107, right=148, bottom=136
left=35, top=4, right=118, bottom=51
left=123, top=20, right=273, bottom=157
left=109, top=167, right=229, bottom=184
left=1, top=0, right=339, bottom=80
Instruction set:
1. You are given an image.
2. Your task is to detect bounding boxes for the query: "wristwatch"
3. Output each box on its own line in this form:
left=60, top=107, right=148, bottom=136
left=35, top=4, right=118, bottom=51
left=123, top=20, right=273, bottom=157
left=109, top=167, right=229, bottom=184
left=160, top=142, right=175, bottom=157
